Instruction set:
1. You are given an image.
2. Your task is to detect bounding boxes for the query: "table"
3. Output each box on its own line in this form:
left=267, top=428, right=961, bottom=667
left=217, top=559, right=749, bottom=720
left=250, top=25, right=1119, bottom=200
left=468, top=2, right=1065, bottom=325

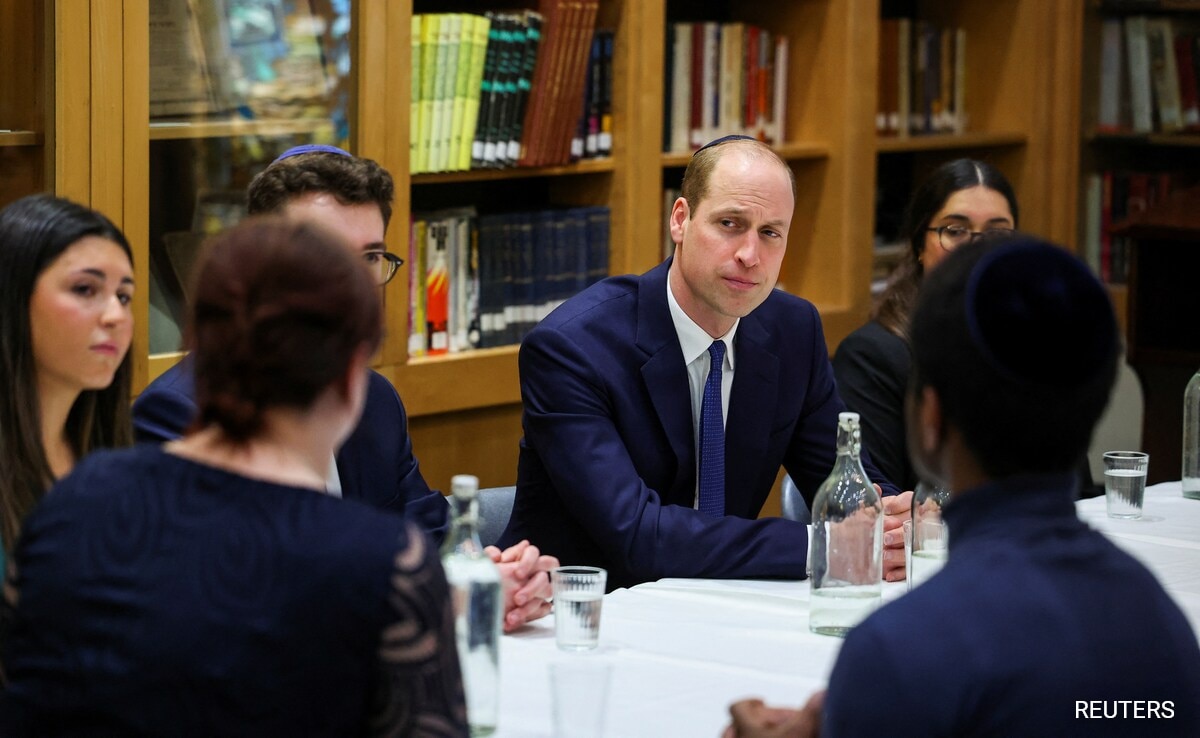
left=493, top=483, right=1200, bottom=737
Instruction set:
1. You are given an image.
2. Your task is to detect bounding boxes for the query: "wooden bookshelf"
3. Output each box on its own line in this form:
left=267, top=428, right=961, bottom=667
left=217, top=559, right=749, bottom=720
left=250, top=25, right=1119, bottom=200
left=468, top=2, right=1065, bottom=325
left=44, top=1, right=1086, bottom=491
left=874, top=131, right=1027, bottom=153
left=0, top=131, right=42, bottom=146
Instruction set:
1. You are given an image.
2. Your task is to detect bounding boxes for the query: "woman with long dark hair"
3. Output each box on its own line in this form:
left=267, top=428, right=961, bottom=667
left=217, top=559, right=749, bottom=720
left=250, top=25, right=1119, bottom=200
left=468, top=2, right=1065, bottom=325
left=0, top=194, right=134, bottom=565
left=833, top=159, right=1018, bottom=490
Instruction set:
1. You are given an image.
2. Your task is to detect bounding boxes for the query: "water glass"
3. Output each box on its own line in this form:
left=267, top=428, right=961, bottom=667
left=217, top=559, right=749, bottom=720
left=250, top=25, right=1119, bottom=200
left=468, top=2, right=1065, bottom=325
left=551, top=566, right=607, bottom=651
left=1104, top=451, right=1149, bottom=519
left=549, top=658, right=612, bottom=738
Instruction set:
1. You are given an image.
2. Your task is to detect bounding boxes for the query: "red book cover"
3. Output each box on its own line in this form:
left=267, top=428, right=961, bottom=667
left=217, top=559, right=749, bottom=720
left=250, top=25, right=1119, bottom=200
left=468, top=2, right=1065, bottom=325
left=550, top=0, right=599, bottom=164
left=518, top=0, right=564, bottom=166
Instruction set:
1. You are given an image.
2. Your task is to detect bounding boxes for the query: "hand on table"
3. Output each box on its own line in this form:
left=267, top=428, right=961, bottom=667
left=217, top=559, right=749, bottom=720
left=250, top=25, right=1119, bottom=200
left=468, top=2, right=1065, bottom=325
left=486, top=539, right=559, bottom=632
left=722, top=691, right=825, bottom=738
left=881, top=488, right=913, bottom=582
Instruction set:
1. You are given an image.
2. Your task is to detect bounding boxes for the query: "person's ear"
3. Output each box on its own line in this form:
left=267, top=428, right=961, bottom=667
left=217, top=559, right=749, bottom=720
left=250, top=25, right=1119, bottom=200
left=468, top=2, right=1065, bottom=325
left=917, top=385, right=943, bottom=454
left=668, top=196, right=690, bottom=247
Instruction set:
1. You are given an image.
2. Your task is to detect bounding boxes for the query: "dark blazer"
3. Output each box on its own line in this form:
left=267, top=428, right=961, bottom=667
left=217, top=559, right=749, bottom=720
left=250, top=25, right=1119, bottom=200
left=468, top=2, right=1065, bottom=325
left=833, top=320, right=917, bottom=490
left=132, top=359, right=450, bottom=543
left=500, top=259, right=899, bottom=589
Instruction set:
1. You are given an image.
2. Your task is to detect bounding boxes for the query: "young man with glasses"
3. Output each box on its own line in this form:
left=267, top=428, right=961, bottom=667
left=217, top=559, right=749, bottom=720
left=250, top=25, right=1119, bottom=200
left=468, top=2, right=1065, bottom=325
left=133, top=145, right=556, bottom=630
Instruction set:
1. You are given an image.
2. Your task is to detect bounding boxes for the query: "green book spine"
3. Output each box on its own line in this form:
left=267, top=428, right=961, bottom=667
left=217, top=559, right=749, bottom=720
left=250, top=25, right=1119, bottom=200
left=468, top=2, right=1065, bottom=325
left=458, top=14, right=493, bottom=170
left=410, top=15, right=423, bottom=173
left=415, top=14, right=441, bottom=174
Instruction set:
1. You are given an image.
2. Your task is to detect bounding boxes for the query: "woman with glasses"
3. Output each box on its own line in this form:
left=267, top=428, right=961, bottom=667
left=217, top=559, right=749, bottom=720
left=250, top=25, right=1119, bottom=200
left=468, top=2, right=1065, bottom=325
left=832, top=158, right=1017, bottom=490
left=1, top=217, right=466, bottom=735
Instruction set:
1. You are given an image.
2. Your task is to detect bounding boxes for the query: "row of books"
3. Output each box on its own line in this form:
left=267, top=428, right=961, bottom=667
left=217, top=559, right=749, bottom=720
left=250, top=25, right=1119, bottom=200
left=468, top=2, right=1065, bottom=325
left=410, top=2, right=611, bottom=175
left=877, top=18, right=967, bottom=137
left=662, top=22, right=789, bottom=153
left=408, top=206, right=610, bottom=356
left=1082, top=169, right=1183, bottom=284
left=1097, top=15, right=1200, bottom=135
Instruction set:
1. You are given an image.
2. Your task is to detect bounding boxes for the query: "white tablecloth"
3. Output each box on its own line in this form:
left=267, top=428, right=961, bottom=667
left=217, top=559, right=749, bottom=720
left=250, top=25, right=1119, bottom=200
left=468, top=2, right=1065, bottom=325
left=493, top=483, right=1200, bottom=737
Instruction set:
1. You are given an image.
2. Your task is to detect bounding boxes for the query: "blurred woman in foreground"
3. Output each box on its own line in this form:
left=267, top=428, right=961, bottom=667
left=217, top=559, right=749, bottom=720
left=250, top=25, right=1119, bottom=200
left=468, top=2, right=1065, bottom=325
left=1, top=217, right=466, bottom=736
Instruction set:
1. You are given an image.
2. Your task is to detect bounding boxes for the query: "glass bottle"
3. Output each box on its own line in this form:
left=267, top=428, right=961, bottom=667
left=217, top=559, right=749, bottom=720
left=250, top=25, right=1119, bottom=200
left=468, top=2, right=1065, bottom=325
left=1183, top=370, right=1200, bottom=500
left=441, top=474, right=502, bottom=735
left=908, top=480, right=951, bottom=590
left=809, top=412, right=883, bottom=637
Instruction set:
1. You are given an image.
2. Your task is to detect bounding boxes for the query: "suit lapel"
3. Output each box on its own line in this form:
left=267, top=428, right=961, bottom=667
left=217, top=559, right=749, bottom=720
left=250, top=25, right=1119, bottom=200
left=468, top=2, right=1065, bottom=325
left=725, top=314, right=780, bottom=516
left=636, top=261, right=694, bottom=500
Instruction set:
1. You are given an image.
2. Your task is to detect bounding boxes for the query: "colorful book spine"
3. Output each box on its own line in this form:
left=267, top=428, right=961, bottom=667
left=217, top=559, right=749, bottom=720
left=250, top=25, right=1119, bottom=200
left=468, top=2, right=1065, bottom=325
left=458, top=14, right=493, bottom=170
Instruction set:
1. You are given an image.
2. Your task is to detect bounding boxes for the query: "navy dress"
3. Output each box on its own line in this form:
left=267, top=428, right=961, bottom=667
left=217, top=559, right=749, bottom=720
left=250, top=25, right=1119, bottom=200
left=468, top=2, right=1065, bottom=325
left=0, top=445, right=467, bottom=737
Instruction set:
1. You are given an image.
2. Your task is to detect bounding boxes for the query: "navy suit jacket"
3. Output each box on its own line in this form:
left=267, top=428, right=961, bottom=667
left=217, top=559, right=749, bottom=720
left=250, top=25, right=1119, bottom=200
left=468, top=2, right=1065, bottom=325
left=131, top=359, right=449, bottom=543
left=500, top=260, right=899, bottom=589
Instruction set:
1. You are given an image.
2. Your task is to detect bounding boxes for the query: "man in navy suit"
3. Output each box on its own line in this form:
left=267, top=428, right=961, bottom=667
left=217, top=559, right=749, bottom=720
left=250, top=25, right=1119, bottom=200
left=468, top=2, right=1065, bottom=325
left=499, top=136, right=905, bottom=590
left=133, top=145, right=556, bottom=630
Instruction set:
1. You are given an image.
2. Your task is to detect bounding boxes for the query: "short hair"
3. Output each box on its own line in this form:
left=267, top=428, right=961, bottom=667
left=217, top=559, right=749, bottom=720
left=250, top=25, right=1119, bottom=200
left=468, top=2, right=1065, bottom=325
left=679, top=137, right=796, bottom=217
left=875, top=158, right=1019, bottom=338
left=245, top=150, right=395, bottom=230
left=909, top=234, right=1119, bottom=478
left=0, top=194, right=134, bottom=551
left=188, top=217, right=383, bottom=442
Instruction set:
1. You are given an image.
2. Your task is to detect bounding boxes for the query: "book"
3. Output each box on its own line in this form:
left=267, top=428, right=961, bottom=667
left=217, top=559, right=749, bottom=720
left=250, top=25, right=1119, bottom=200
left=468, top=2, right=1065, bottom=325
left=1146, top=18, right=1184, bottom=132
left=506, top=11, right=544, bottom=164
left=518, top=0, right=566, bottom=166
left=458, top=14, right=493, bottom=170
left=1174, top=31, right=1200, bottom=130
left=472, top=13, right=503, bottom=168
left=429, top=14, right=460, bottom=172
left=408, top=217, right=428, bottom=357
left=1125, top=16, right=1155, bottom=134
left=1097, top=18, right=1125, bottom=132
left=720, top=22, right=746, bottom=136
left=878, top=19, right=899, bottom=135
left=489, top=13, right=523, bottom=167
left=598, top=29, right=614, bottom=156
left=547, top=0, right=599, bottom=165
left=425, top=216, right=450, bottom=354
left=770, top=34, right=788, bottom=144
left=952, top=27, right=967, bottom=133
left=414, top=14, right=441, bottom=173
left=449, top=14, right=478, bottom=172
left=411, top=16, right=424, bottom=171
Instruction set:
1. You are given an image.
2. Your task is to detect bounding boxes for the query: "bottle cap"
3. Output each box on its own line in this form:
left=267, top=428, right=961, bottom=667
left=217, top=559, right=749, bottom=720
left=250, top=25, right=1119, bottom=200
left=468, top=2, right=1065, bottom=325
left=451, top=474, right=480, bottom=500
left=838, top=411, right=860, bottom=423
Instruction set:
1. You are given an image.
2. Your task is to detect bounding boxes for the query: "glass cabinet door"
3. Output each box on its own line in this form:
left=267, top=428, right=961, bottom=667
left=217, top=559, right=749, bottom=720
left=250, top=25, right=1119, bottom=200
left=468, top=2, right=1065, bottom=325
left=146, top=0, right=358, bottom=355
left=0, top=1, right=49, bottom=207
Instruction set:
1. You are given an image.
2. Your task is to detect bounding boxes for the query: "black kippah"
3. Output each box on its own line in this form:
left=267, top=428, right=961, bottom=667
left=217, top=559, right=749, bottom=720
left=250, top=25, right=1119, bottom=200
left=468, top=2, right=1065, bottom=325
left=965, top=239, right=1117, bottom=388
left=694, top=134, right=759, bottom=155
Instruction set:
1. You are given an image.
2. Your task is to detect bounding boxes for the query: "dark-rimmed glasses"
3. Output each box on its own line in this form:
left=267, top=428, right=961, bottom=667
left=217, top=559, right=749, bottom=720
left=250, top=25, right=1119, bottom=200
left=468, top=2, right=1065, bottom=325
left=363, top=250, right=404, bottom=285
left=927, top=225, right=1015, bottom=251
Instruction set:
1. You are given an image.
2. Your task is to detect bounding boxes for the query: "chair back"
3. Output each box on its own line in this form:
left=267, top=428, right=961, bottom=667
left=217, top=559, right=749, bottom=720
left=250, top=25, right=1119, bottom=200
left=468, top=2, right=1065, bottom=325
left=780, top=475, right=811, bottom=524
left=477, top=485, right=517, bottom=547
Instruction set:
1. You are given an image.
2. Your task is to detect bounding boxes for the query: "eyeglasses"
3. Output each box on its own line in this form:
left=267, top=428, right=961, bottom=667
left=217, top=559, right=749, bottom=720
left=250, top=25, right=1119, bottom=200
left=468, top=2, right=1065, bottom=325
left=927, top=225, right=1015, bottom=251
left=362, top=250, right=404, bottom=285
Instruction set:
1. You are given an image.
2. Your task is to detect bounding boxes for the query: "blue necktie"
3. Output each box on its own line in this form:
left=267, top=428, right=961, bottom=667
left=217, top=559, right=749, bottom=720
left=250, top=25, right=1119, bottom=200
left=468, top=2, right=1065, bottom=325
left=698, top=341, right=726, bottom=517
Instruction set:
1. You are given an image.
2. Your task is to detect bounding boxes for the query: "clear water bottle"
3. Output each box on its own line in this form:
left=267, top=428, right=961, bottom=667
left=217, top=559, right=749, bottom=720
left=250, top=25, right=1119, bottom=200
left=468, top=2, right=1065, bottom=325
left=1184, top=370, right=1200, bottom=500
left=809, top=412, right=883, bottom=637
left=908, top=481, right=951, bottom=590
left=441, top=475, right=502, bottom=735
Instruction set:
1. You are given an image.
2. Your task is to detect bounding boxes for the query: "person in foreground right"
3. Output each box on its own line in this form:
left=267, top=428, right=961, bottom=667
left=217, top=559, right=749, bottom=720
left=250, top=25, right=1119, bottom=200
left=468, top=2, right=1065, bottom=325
left=725, top=235, right=1200, bottom=737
